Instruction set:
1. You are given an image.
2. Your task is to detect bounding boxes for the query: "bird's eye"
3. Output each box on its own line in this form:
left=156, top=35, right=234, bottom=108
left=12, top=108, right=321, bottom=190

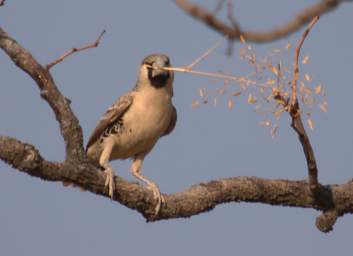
left=165, top=59, right=170, bottom=66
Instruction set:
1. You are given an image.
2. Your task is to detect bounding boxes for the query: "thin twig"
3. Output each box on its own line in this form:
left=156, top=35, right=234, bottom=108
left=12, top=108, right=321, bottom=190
left=186, top=40, right=222, bottom=69
left=290, top=16, right=320, bottom=113
left=165, top=66, right=254, bottom=84
left=289, top=16, right=320, bottom=193
left=213, top=0, right=226, bottom=14
left=226, top=0, right=239, bottom=29
left=46, top=30, right=106, bottom=70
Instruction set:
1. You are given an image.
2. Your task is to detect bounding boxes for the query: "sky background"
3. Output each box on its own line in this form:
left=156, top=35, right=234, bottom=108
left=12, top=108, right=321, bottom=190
left=0, top=1, right=352, bottom=255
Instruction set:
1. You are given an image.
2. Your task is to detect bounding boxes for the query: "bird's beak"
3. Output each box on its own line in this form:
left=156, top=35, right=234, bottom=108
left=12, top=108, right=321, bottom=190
left=150, top=61, right=169, bottom=79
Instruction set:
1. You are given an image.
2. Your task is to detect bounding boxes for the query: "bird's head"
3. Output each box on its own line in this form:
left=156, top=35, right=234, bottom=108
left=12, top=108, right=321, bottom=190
left=139, top=54, right=174, bottom=89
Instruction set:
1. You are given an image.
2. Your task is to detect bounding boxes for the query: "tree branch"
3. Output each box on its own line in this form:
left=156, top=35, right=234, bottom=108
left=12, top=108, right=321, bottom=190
left=46, top=30, right=106, bottom=70
left=175, top=0, right=346, bottom=43
left=289, top=16, right=320, bottom=193
left=0, top=26, right=85, bottom=160
left=1, top=135, right=352, bottom=232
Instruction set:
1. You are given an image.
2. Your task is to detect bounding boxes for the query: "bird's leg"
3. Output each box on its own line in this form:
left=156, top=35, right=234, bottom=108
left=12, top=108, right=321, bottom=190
left=131, top=157, right=165, bottom=215
left=99, top=140, right=115, bottom=199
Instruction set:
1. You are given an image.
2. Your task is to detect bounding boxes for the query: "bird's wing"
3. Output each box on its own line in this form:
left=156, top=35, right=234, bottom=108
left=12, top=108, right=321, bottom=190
left=162, top=106, right=177, bottom=137
left=86, top=92, right=134, bottom=150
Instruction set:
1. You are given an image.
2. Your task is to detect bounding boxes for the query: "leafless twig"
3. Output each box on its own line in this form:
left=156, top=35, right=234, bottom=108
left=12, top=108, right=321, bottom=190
left=226, top=0, right=239, bottom=29
left=290, top=16, right=320, bottom=112
left=46, top=30, right=106, bottom=70
left=289, top=16, right=320, bottom=193
left=186, top=40, right=222, bottom=69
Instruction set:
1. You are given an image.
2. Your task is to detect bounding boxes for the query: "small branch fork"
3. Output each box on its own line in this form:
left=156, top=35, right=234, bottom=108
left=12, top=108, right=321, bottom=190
left=46, top=30, right=106, bottom=70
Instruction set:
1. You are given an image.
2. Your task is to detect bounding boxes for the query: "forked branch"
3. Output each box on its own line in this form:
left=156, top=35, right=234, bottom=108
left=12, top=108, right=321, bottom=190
left=46, top=30, right=106, bottom=70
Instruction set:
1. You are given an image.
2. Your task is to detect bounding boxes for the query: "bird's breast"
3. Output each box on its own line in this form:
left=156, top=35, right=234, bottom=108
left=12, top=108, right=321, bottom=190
left=110, top=89, right=173, bottom=159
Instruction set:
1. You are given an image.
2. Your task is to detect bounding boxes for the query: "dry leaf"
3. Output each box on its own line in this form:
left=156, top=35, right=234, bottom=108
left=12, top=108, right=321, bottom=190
left=315, top=84, right=322, bottom=94
left=249, top=53, right=256, bottom=65
left=271, top=66, right=280, bottom=77
left=319, top=102, right=328, bottom=112
left=307, top=118, right=314, bottom=130
left=260, top=119, right=271, bottom=127
left=302, top=55, right=310, bottom=65
left=240, top=34, right=246, bottom=43
left=271, top=125, right=278, bottom=138
left=227, top=99, right=234, bottom=109
left=272, top=87, right=280, bottom=95
left=192, top=100, right=199, bottom=108
left=304, top=74, right=311, bottom=81
left=232, top=91, right=242, bottom=97
left=267, top=79, right=276, bottom=85
left=285, top=43, right=291, bottom=50
left=199, top=88, right=205, bottom=98
left=247, top=94, right=257, bottom=104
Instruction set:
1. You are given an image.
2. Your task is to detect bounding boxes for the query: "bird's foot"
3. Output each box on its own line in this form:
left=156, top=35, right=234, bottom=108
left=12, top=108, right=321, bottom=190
left=147, top=183, right=165, bottom=217
left=104, top=168, right=115, bottom=200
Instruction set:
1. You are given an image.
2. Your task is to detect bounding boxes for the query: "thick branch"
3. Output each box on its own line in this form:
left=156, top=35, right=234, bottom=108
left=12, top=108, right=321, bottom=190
left=291, top=116, right=319, bottom=192
left=0, top=136, right=352, bottom=232
left=175, top=0, right=345, bottom=42
left=0, top=26, right=84, bottom=160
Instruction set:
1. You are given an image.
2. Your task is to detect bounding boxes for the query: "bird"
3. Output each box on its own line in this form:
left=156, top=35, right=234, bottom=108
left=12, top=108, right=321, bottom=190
left=86, top=53, right=177, bottom=215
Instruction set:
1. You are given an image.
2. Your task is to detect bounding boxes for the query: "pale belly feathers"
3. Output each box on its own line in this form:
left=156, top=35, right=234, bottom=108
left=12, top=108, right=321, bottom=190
left=108, top=88, right=172, bottom=160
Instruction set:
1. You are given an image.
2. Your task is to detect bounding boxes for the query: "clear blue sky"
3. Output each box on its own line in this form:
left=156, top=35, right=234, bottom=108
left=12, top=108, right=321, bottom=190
left=0, top=1, right=352, bottom=255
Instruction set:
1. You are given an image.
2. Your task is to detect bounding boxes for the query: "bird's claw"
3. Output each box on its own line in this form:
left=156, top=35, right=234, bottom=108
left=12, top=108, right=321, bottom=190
left=104, top=168, right=115, bottom=200
left=147, top=184, right=165, bottom=216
